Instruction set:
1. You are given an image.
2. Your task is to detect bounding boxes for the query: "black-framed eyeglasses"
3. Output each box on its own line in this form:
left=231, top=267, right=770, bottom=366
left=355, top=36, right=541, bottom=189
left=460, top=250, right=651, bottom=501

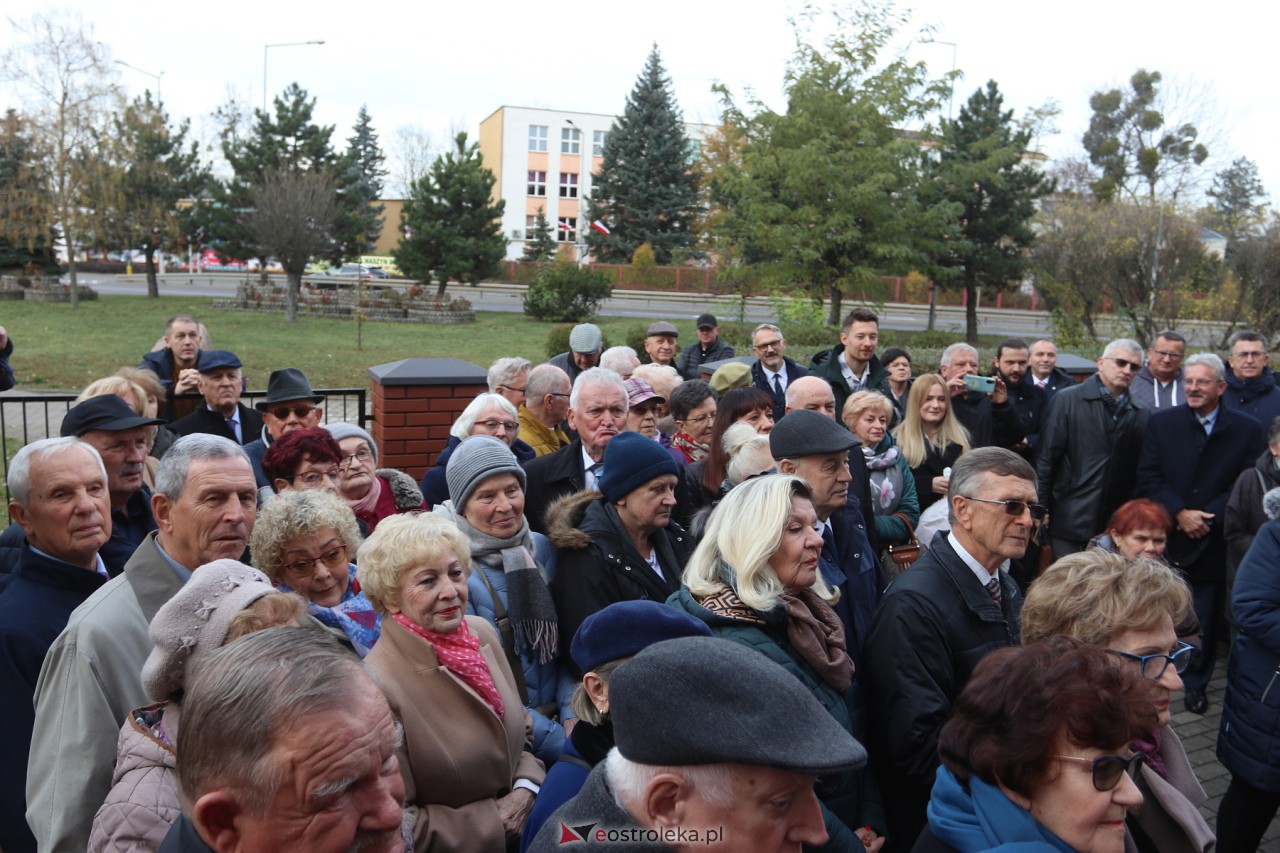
left=963, top=496, right=1048, bottom=522
left=1151, top=349, right=1183, bottom=361
left=1108, top=641, right=1195, bottom=680
left=1052, top=753, right=1145, bottom=792
left=753, top=339, right=784, bottom=351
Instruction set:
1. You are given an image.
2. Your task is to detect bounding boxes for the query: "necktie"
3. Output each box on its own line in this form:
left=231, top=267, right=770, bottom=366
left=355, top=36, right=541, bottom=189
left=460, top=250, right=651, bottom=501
left=1199, top=416, right=1212, bottom=436
left=586, top=461, right=603, bottom=488
left=772, top=373, right=784, bottom=398
left=225, top=417, right=241, bottom=443
left=821, top=525, right=837, bottom=566
left=984, top=575, right=1002, bottom=606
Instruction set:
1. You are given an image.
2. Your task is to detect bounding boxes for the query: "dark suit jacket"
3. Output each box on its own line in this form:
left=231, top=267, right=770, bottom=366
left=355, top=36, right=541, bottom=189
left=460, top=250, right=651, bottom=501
left=166, top=403, right=264, bottom=447
left=751, top=356, right=810, bottom=423
left=522, top=439, right=586, bottom=535
left=1138, top=404, right=1263, bottom=582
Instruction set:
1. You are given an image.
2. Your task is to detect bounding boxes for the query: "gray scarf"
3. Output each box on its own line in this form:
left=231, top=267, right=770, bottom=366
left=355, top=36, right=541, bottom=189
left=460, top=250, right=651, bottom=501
left=435, top=500, right=559, bottom=664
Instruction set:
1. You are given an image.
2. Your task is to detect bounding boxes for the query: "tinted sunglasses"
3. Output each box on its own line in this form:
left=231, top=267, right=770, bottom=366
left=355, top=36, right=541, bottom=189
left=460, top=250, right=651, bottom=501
left=269, top=404, right=316, bottom=420
left=1053, top=753, right=1145, bottom=791
left=963, top=496, right=1048, bottom=522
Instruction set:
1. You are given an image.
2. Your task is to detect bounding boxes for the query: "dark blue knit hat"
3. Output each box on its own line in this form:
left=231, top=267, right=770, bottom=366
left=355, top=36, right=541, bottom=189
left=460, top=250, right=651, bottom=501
left=598, top=430, right=679, bottom=504
left=570, top=600, right=712, bottom=674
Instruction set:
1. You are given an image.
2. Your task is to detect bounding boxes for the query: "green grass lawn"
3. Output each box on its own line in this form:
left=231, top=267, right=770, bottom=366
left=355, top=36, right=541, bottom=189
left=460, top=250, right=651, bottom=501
left=2, top=297, right=661, bottom=392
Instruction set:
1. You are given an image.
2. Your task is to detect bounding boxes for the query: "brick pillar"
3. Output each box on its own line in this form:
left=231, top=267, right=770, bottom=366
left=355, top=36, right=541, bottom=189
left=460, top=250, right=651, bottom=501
left=368, top=358, right=488, bottom=482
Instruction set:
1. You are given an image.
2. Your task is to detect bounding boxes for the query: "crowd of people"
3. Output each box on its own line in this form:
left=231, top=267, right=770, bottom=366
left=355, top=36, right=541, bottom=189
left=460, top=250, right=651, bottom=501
left=1, top=308, right=1280, bottom=852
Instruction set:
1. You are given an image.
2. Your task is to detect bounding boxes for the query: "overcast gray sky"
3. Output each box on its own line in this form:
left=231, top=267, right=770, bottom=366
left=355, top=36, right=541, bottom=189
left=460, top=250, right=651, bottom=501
left=5, top=0, right=1276, bottom=204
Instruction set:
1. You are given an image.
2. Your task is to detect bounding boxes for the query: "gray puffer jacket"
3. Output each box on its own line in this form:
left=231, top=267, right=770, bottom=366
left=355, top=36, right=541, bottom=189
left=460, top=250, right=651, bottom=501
left=88, top=703, right=180, bottom=853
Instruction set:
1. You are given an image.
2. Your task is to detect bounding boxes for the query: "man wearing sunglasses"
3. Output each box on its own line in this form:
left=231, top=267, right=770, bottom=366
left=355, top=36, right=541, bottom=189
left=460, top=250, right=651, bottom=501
left=1037, top=338, right=1150, bottom=560
left=244, top=368, right=326, bottom=489
left=1139, top=352, right=1263, bottom=715
left=862, top=446, right=1037, bottom=849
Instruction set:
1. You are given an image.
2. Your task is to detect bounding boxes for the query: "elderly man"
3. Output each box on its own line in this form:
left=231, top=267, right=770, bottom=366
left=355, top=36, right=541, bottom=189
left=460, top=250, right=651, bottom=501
left=519, top=363, right=573, bottom=457
left=26, top=434, right=258, bottom=852
left=771, top=411, right=880, bottom=667
left=1036, top=338, right=1149, bottom=559
left=524, top=367, right=628, bottom=534
left=548, top=322, right=604, bottom=386
left=676, top=313, right=734, bottom=380
left=1024, top=338, right=1072, bottom=397
left=809, top=307, right=892, bottom=417
left=1140, top=353, right=1263, bottom=715
left=159, top=628, right=405, bottom=852
left=139, top=314, right=204, bottom=422
left=643, top=321, right=679, bottom=367
left=940, top=342, right=1024, bottom=450
left=601, top=345, right=641, bottom=379
left=862, top=447, right=1036, bottom=849
left=750, top=323, right=809, bottom=423
left=167, top=350, right=264, bottom=447
left=243, top=367, right=325, bottom=488
left=1223, top=330, right=1280, bottom=434
left=61, top=393, right=165, bottom=575
left=1131, top=329, right=1186, bottom=409
left=489, top=356, right=532, bottom=409
left=0, top=439, right=111, bottom=853
left=527, top=636, right=866, bottom=853
left=783, top=375, right=836, bottom=417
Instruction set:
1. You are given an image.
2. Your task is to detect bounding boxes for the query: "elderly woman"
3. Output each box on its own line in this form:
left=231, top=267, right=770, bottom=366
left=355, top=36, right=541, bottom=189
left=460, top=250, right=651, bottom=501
left=844, top=389, right=919, bottom=547
left=88, top=561, right=306, bottom=851
left=670, top=474, right=883, bottom=851
left=361, top=513, right=545, bottom=852
left=548, top=431, right=693, bottom=666
left=1089, top=498, right=1172, bottom=560
left=881, top=347, right=913, bottom=419
left=433, top=436, right=573, bottom=763
left=684, top=386, right=776, bottom=508
left=1217, top=487, right=1280, bottom=850
left=632, top=362, right=682, bottom=441
left=916, top=637, right=1154, bottom=852
left=252, top=488, right=381, bottom=656
left=519, top=600, right=712, bottom=852
left=667, top=379, right=717, bottom=464
left=1021, top=550, right=1212, bottom=852
left=421, top=392, right=536, bottom=506
left=260, top=426, right=342, bottom=497
left=324, top=422, right=426, bottom=532
left=622, top=377, right=664, bottom=439
left=893, top=373, right=971, bottom=513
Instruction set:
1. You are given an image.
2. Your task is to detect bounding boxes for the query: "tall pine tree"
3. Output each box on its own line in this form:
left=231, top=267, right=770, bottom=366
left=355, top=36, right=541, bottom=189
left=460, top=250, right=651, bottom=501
left=586, top=45, right=697, bottom=264
left=339, top=105, right=387, bottom=256
left=522, top=206, right=556, bottom=261
left=394, top=132, right=506, bottom=297
left=925, top=80, right=1055, bottom=341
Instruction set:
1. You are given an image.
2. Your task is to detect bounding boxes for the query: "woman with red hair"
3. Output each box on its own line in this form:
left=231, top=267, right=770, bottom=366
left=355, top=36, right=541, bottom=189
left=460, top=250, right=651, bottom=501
left=1090, top=499, right=1173, bottom=561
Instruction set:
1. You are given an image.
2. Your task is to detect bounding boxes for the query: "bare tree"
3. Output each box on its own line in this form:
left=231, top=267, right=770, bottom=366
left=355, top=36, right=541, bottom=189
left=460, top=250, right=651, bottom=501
left=388, top=124, right=438, bottom=197
left=2, top=11, right=119, bottom=308
left=247, top=167, right=339, bottom=322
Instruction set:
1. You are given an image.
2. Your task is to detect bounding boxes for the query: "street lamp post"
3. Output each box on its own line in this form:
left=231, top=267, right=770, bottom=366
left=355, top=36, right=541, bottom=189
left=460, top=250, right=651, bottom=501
left=262, top=40, right=325, bottom=112
left=114, top=59, right=163, bottom=101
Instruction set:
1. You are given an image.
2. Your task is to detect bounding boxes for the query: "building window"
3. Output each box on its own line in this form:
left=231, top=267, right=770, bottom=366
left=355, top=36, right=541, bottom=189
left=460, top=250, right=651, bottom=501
left=526, top=215, right=538, bottom=233
left=561, top=127, right=581, bottom=155
left=529, top=125, right=547, bottom=152
left=593, top=130, right=608, bottom=156
left=559, top=173, right=579, bottom=199
left=527, top=170, right=546, bottom=196
left=557, top=217, right=577, bottom=242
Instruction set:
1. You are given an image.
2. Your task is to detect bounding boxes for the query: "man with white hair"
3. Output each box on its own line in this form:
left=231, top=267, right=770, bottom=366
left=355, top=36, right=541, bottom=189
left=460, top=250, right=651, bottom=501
left=488, top=356, right=532, bottom=409
left=0, top=438, right=111, bottom=852
left=600, top=345, right=641, bottom=379
left=524, top=367, right=628, bottom=534
left=1139, top=352, right=1263, bottom=715
left=518, top=363, right=573, bottom=456
left=939, top=342, right=1024, bottom=450
left=1037, top=338, right=1150, bottom=559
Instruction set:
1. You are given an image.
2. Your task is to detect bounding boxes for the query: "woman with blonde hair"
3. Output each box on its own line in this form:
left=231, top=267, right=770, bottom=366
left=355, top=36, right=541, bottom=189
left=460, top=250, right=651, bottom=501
left=893, top=372, right=971, bottom=512
left=1021, top=549, right=1212, bottom=852
left=77, top=372, right=166, bottom=485
left=669, top=474, right=883, bottom=851
left=844, top=389, right=918, bottom=547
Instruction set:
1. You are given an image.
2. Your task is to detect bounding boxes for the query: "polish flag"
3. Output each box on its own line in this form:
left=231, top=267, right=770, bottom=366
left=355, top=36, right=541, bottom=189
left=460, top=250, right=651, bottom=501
left=590, top=220, right=610, bottom=235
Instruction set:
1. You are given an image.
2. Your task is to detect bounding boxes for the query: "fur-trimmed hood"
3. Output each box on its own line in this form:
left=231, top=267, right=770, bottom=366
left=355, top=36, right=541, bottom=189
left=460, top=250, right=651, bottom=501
left=378, top=467, right=426, bottom=511
left=1265, top=486, right=1280, bottom=521
left=546, top=488, right=606, bottom=550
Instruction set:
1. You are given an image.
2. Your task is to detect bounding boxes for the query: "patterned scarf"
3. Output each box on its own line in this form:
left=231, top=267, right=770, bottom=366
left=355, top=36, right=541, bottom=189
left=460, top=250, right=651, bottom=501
left=778, top=587, right=854, bottom=692
left=393, top=612, right=504, bottom=718
left=864, top=444, right=902, bottom=511
left=435, top=501, right=558, bottom=664
left=671, top=431, right=708, bottom=463
left=278, top=564, right=382, bottom=658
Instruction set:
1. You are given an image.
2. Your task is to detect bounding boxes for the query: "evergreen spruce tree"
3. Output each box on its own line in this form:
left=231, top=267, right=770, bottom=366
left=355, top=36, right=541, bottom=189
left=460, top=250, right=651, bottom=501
left=522, top=206, right=557, bottom=261
left=925, top=80, right=1055, bottom=341
left=394, top=132, right=506, bottom=297
left=586, top=45, right=697, bottom=264
left=338, top=105, right=387, bottom=257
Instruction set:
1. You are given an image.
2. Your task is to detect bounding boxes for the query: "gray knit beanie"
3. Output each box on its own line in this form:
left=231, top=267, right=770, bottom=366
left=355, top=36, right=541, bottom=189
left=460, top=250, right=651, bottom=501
left=142, top=560, right=278, bottom=703
left=325, top=422, right=378, bottom=463
left=446, top=435, right=527, bottom=512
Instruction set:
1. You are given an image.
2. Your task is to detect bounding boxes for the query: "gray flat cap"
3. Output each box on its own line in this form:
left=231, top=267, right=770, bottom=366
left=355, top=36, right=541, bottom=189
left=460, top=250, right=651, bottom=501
left=609, top=636, right=867, bottom=775
left=769, top=409, right=855, bottom=458
left=569, top=323, right=604, bottom=353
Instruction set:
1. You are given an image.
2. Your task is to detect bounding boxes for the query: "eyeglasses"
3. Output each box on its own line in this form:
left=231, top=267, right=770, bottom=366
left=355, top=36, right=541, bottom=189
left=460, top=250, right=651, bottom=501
left=291, top=469, right=341, bottom=488
left=339, top=448, right=374, bottom=467
left=963, top=496, right=1048, bottom=522
left=1108, top=641, right=1195, bottom=680
left=1107, top=357, right=1141, bottom=372
left=281, top=543, right=348, bottom=577
left=1233, top=350, right=1267, bottom=361
left=754, top=339, right=784, bottom=352
left=269, top=404, right=316, bottom=421
left=683, top=411, right=717, bottom=426
left=1052, top=753, right=1145, bottom=792
left=501, top=384, right=527, bottom=393
left=1151, top=349, right=1183, bottom=361
left=474, top=418, right=519, bottom=433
